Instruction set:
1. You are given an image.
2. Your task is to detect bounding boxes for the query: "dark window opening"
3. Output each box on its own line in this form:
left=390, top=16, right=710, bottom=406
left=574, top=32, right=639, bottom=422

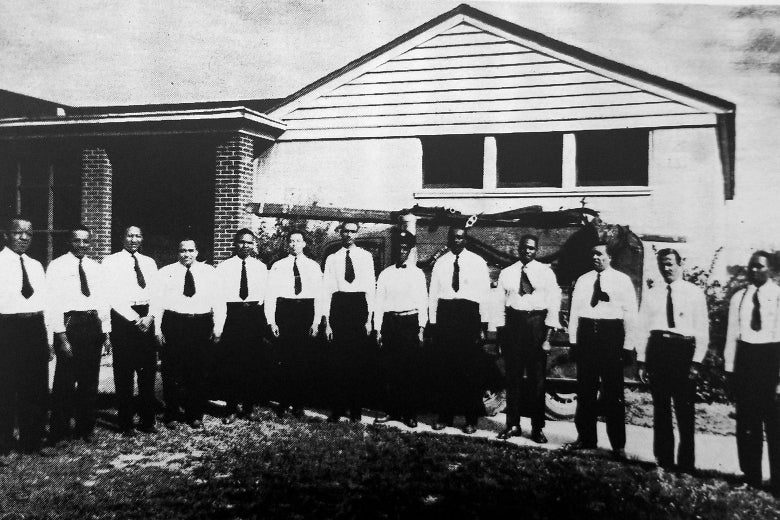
left=422, top=135, right=483, bottom=189
left=576, top=129, right=649, bottom=186
left=496, top=133, right=562, bottom=188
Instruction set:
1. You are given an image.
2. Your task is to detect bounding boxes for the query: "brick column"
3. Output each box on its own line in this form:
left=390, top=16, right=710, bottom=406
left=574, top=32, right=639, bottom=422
left=81, top=147, right=112, bottom=260
left=214, top=133, right=255, bottom=262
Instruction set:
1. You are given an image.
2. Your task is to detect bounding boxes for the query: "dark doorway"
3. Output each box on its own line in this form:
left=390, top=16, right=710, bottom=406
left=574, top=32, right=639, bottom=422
left=109, top=135, right=217, bottom=266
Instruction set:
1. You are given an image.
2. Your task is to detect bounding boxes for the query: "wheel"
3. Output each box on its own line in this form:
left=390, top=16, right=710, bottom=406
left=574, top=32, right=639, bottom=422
left=545, top=390, right=577, bottom=420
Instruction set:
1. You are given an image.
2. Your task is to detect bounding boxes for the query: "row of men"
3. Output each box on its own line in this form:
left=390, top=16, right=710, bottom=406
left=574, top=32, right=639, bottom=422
left=0, top=215, right=778, bottom=492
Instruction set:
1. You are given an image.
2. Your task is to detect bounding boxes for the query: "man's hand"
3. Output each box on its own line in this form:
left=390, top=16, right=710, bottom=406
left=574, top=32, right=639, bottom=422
left=56, top=334, right=74, bottom=358
left=102, top=334, right=112, bottom=356
left=417, top=327, right=424, bottom=344
left=376, top=332, right=383, bottom=348
left=365, top=321, right=372, bottom=336
left=270, top=324, right=280, bottom=338
left=136, top=315, right=153, bottom=334
left=688, top=363, right=700, bottom=381
left=325, top=324, right=334, bottom=342
left=637, top=362, right=648, bottom=384
left=211, top=332, right=221, bottom=344
left=156, top=333, right=166, bottom=347
left=308, top=325, right=318, bottom=338
left=47, top=343, right=54, bottom=362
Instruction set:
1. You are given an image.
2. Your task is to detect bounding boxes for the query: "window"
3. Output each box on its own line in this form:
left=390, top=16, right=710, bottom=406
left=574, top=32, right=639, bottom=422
left=496, top=133, right=562, bottom=188
left=421, top=135, right=483, bottom=189
left=576, top=129, right=648, bottom=186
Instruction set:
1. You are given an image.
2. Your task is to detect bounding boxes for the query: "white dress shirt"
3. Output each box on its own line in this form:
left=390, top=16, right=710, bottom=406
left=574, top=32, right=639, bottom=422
left=724, top=282, right=780, bottom=372
left=569, top=267, right=638, bottom=350
left=102, top=249, right=158, bottom=322
left=45, top=252, right=111, bottom=334
left=215, top=255, right=268, bottom=304
left=152, top=261, right=226, bottom=336
left=0, top=246, right=47, bottom=315
left=265, top=254, right=325, bottom=328
left=495, top=259, right=561, bottom=329
left=374, top=263, right=428, bottom=330
left=323, top=245, right=376, bottom=321
left=429, top=249, right=491, bottom=324
left=637, top=279, right=709, bottom=363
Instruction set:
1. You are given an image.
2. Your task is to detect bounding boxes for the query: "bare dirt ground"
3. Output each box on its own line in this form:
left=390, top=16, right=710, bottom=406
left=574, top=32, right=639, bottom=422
left=625, top=389, right=736, bottom=437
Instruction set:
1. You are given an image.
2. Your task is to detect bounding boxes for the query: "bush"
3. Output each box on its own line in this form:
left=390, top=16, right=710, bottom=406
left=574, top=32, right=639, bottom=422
left=255, top=217, right=330, bottom=266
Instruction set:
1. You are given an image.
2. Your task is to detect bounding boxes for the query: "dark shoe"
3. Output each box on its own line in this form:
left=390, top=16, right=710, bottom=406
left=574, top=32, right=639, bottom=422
left=120, top=428, right=137, bottom=438
left=432, top=422, right=448, bottom=431
left=222, top=413, right=237, bottom=425
left=138, top=424, right=157, bottom=434
left=462, top=424, right=477, bottom=435
left=327, top=414, right=341, bottom=423
left=164, top=420, right=178, bottom=430
left=275, top=405, right=287, bottom=418
left=403, top=418, right=418, bottom=428
left=349, top=414, right=362, bottom=423
left=530, top=429, right=548, bottom=444
left=612, top=448, right=627, bottom=460
left=188, top=419, right=203, bottom=429
left=563, top=440, right=596, bottom=451
left=291, top=407, right=305, bottom=419
left=497, top=426, right=522, bottom=440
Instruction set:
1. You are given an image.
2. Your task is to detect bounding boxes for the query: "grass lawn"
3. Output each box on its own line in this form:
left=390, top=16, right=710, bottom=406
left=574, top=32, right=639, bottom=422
left=625, top=389, right=736, bottom=436
left=0, top=409, right=776, bottom=519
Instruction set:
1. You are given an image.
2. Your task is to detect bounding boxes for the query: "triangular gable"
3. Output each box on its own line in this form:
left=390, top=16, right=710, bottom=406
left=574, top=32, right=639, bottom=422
left=269, top=4, right=733, bottom=143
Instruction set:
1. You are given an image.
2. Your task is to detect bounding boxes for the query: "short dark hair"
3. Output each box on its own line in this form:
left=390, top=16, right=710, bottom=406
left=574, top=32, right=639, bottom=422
left=5, top=214, right=31, bottom=230
left=448, top=224, right=467, bottom=236
left=178, top=236, right=197, bottom=248
left=233, top=228, right=256, bottom=244
left=656, top=248, right=681, bottom=265
left=339, top=221, right=360, bottom=232
left=592, top=240, right=616, bottom=257
left=751, top=250, right=774, bottom=269
left=123, top=224, right=142, bottom=235
left=288, top=229, right=308, bottom=242
left=519, top=234, right=539, bottom=246
left=71, top=225, right=91, bottom=237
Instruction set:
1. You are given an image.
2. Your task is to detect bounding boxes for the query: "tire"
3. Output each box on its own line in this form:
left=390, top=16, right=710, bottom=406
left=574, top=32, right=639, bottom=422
left=545, top=390, right=577, bottom=420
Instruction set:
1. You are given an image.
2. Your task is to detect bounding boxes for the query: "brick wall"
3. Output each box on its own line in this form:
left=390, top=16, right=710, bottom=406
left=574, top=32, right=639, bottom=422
left=80, top=147, right=112, bottom=260
left=213, top=133, right=255, bottom=262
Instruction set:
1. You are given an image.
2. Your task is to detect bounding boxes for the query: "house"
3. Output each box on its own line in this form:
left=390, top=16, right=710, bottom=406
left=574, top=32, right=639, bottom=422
left=0, top=4, right=735, bottom=271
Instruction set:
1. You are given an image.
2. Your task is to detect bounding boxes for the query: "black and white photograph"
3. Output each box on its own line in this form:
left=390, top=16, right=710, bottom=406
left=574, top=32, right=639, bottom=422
left=0, top=0, right=779, bottom=517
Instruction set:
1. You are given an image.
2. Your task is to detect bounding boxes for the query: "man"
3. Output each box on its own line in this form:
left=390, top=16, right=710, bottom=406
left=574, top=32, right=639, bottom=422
left=102, top=225, right=159, bottom=435
left=323, top=221, right=375, bottom=422
left=637, top=249, right=709, bottom=472
left=724, top=251, right=780, bottom=493
left=0, top=215, right=49, bottom=455
left=152, top=238, right=225, bottom=429
left=566, top=242, right=637, bottom=457
left=374, top=230, right=427, bottom=428
left=46, top=226, right=111, bottom=443
left=265, top=231, right=324, bottom=418
left=215, top=229, right=269, bottom=424
left=494, top=234, right=560, bottom=443
left=429, top=224, right=490, bottom=434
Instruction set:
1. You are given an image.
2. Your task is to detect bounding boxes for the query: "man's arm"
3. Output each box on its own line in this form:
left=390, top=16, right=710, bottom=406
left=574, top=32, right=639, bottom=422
left=723, top=291, right=741, bottom=373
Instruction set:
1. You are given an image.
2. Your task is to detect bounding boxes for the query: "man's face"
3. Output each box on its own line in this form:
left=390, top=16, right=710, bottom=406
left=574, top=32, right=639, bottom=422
left=518, top=238, right=538, bottom=264
left=235, top=233, right=255, bottom=259
left=178, top=240, right=197, bottom=267
left=592, top=245, right=611, bottom=272
left=71, top=230, right=91, bottom=259
left=340, top=223, right=358, bottom=248
left=289, top=233, right=306, bottom=257
left=748, top=255, right=770, bottom=286
left=448, top=228, right=466, bottom=255
left=124, top=226, right=143, bottom=254
left=657, top=254, right=681, bottom=284
left=5, top=218, right=32, bottom=255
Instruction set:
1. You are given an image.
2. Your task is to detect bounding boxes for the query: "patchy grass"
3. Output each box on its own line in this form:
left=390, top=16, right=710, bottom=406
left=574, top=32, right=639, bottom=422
left=0, top=410, right=774, bottom=519
left=626, top=389, right=736, bottom=436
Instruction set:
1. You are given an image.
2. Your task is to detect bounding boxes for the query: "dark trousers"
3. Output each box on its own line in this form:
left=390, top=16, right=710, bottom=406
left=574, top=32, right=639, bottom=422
left=575, top=318, right=626, bottom=450
left=734, top=340, right=780, bottom=489
left=160, top=311, right=213, bottom=423
left=380, top=312, right=421, bottom=420
left=434, top=299, right=484, bottom=426
left=330, top=292, right=369, bottom=418
left=51, top=311, right=103, bottom=439
left=221, top=302, right=267, bottom=412
left=0, top=313, right=48, bottom=453
left=274, top=298, right=315, bottom=410
left=111, top=306, right=157, bottom=430
left=646, top=332, right=696, bottom=470
left=502, top=308, right=548, bottom=431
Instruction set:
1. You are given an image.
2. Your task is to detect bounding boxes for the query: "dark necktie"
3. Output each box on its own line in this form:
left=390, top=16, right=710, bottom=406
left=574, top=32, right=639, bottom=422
left=344, top=250, right=355, bottom=283
left=293, top=257, right=302, bottom=295
left=666, top=284, right=675, bottom=328
left=519, top=265, right=534, bottom=296
left=133, top=253, right=146, bottom=288
left=751, top=289, right=762, bottom=331
left=183, top=266, right=196, bottom=297
left=20, top=256, right=34, bottom=299
left=396, top=262, right=406, bottom=269
left=79, top=258, right=91, bottom=297
left=452, top=254, right=460, bottom=292
left=590, top=272, right=610, bottom=307
left=239, top=259, right=249, bottom=300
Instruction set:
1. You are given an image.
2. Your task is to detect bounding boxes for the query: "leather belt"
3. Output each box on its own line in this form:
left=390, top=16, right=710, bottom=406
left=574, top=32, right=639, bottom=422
left=165, top=311, right=210, bottom=319
left=650, top=330, right=692, bottom=341
left=386, top=309, right=418, bottom=317
left=0, top=311, right=43, bottom=319
left=130, top=300, right=150, bottom=306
